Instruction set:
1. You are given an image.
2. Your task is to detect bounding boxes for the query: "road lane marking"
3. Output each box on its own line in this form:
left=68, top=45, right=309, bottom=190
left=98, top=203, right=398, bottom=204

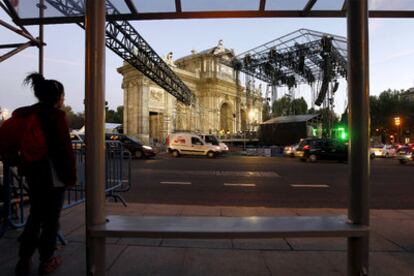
left=160, top=181, right=191, bottom=185
left=137, top=169, right=280, bottom=178
left=224, top=183, right=256, bottom=187
left=290, top=184, right=330, bottom=188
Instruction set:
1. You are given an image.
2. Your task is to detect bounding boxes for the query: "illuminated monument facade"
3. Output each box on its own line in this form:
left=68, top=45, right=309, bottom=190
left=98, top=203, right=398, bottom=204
left=118, top=41, right=264, bottom=144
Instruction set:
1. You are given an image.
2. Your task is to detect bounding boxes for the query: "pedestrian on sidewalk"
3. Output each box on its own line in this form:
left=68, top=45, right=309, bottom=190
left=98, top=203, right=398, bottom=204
left=11, top=73, right=77, bottom=275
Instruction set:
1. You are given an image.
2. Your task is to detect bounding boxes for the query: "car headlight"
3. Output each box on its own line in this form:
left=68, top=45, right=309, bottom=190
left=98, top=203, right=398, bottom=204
left=143, top=145, right=153, bottom=150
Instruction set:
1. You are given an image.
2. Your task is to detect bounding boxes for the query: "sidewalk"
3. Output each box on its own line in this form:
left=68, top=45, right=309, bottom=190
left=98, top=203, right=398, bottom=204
left=1, top=203, right=413, bottom=275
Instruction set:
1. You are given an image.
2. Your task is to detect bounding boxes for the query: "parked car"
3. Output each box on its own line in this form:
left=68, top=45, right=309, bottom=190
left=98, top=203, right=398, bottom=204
left=296, top=138, right=348, bottom=162
left=105, top=134, right=156, bottom=159
left=370, top=144, right=397, bottom=159
left=396, top=144, right=414, bottom=164
left=70, top=131, right=85, bottom=150
left=283, top=143, right=299, bottom=157
left=166, top=132, right=221, bottom=158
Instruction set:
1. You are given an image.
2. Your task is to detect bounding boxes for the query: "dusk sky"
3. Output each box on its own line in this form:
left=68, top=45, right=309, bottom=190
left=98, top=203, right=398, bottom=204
left=1, top=8, right=414, bottom=117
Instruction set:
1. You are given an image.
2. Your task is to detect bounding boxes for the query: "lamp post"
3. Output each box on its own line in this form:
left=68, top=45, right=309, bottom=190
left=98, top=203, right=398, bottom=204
left=394, top=116, right=401, bottom=143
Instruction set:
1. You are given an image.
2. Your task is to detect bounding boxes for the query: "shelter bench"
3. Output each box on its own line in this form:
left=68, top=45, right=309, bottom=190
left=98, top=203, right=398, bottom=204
left=89, top=215, right=368, bottom=239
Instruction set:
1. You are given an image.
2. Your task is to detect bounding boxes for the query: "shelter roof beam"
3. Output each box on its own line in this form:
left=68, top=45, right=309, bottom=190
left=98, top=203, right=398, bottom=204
left=14, top=10, right=414, bottom=26
left=0, top=41, right=33, bottom=62
left=0, top=18, right=38, bottom=42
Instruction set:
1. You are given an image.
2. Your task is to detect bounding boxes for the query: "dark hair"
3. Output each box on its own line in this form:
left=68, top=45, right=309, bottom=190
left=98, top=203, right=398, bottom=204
left=24, top=73, right=64, bottom=106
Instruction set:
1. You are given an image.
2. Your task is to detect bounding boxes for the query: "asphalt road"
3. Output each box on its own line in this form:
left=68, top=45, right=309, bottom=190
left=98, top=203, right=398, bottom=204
left=121, top=154, right=414, bottom=209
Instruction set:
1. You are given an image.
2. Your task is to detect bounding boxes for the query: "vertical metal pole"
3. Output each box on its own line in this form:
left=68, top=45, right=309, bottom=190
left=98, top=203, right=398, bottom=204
left=38, top=0, right=44, bottom=75
left=347, top=0, right=370, bottom=275
left=85, top=0, right=106, bottom=275
left=2, top=165, right=11, bottom=228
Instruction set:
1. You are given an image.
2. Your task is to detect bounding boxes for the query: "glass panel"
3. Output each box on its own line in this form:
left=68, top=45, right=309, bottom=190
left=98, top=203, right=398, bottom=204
left=266, top=0, right=308, bottom=10
left=132, top=0, right=176, bottom=13
left=313, top=0, right=345, bottom=10
left=181, top=0, right=260, bottom=12
left=6, top=0, right=414, bottom=20
left=16, top=0, right=84, bottom=19
left=369, top=0, right=414, bottom=10
left=109, top=0, right=131, bottom=14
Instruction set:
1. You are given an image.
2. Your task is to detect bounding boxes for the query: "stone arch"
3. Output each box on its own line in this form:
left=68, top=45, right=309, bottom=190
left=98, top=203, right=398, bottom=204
left=220, top=102, right=233, bottom=133
left=240, top=109, right=247, bottom=131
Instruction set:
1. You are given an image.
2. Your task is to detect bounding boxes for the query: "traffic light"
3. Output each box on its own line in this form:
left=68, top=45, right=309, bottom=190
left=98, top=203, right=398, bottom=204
left=394, top=117, right=401, bottom=127
left=337, top=127, right=348, bottom=141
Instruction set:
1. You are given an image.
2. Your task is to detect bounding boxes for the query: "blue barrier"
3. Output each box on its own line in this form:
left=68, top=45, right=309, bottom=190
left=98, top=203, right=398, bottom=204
left=0, top=141, right=131, bottom=237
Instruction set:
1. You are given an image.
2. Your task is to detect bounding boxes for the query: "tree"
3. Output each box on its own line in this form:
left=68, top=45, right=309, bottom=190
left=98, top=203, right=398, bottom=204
left=262, top=101, right=271, bottom=122
left=370, top=89, right=414, bottom=141
left=272, top=96, right=291, bottom=117
left=291, top=98, right=308, bottom=115
left=307, top=106, right=339, bottom=138
left=62, top=105, right=84, bottom=130
left=271, top=96, right=308, bottom=117
left=106, top=105, right=123, bottom=124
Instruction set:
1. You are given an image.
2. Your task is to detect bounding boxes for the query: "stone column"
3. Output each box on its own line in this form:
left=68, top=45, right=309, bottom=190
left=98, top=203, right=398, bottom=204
left=135, top=78, right=150, bottom=144
left=123, top=76, right=150, bottom=144
left=163, top=93, right=175, bottom=141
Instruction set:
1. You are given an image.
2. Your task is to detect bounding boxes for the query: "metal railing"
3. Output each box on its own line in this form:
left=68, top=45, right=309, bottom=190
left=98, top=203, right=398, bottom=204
left=0, top=141, right=131, bottom=236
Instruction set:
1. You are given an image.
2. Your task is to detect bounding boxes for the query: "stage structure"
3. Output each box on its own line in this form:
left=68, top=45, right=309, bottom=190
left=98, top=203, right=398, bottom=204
left=226, top=29, right=347, bottom=135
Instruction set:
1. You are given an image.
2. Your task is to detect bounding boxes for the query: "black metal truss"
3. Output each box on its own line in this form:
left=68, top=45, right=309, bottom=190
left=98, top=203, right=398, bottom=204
left=230, top=36, right=347, bottom=88
left=44, top=0, right=193, bottom=105
left=0, top=3, right=42, bottom=63
left=224, top=29, right=347, bottom=107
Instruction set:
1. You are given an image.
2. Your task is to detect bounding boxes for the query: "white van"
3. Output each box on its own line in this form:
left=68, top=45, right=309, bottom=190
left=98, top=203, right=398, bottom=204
left=166, top=133, right=221, bottom=158
left=198, top=134, right=229, bottom=154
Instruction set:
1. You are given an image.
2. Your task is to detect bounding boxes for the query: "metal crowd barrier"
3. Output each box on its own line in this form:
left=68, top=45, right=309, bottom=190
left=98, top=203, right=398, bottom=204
left=0, top=140, right=131, bottom=236
left=0, top=166, right=28, bottom=237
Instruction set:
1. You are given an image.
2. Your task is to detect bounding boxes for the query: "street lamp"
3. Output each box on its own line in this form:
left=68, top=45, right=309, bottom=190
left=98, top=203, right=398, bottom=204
left=0, top=108, right=9, bottom=121
left=394, top=117, right=401, bottom=143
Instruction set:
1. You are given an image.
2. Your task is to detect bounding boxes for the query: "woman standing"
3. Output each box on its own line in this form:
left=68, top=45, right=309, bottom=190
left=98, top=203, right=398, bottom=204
left=14, top=73, right=76, bottom=275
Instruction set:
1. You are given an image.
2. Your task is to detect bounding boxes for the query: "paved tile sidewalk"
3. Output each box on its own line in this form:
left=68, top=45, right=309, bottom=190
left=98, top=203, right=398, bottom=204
left=1, top=204, right=413, bottom=275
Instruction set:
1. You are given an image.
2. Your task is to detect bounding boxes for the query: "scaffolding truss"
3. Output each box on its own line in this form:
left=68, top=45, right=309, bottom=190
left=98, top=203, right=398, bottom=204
left=228, top=29, right=347, bottom=106
left=0, top=2, right=42, bottom=63
left=1, top=0, right=194, bottom=105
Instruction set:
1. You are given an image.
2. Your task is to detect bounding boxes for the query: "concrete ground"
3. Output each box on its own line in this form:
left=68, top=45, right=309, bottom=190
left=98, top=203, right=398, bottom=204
left=1, top=203, right=413, bottom=275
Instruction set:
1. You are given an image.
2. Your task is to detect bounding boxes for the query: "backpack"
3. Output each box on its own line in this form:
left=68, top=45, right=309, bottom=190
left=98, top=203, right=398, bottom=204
left=0, top=113, right=48, bottom=165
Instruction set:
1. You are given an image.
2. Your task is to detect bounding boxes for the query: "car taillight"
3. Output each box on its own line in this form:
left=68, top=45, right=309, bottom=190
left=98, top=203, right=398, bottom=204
left=303, top=145, right=310, bottom=150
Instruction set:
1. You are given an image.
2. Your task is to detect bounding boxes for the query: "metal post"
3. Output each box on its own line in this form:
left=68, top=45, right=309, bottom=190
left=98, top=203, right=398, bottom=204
left=346, top=0, right=370, bottom=275
left=2, top=165, right=11, bottom=228
left=38, top=0, right=44, bottom=75
left=85, top=0, right=106, bottom=275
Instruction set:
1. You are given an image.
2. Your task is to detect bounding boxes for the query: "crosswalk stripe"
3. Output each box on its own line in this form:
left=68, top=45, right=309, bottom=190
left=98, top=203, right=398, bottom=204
left=160, top=181, right=191, bottom=185
left=224, top=183, right=256, bottom=187
left=290, top=184, right=329, bottom=188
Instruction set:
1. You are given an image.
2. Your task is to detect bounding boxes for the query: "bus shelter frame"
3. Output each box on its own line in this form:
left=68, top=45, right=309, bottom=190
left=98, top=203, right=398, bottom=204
left=84, top=1, right=370, bottom=274
left=1, top=0, right=375, bottom=274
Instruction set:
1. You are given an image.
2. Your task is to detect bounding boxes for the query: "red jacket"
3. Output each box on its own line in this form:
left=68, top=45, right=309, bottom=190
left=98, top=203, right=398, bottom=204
left=12, top=103, right=77, bottom=187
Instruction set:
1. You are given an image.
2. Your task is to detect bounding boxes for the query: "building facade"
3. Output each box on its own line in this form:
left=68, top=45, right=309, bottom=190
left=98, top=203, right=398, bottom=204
left=402, top=87, right=414, bottom=101
left=118, top=41, right=264, bottom=144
